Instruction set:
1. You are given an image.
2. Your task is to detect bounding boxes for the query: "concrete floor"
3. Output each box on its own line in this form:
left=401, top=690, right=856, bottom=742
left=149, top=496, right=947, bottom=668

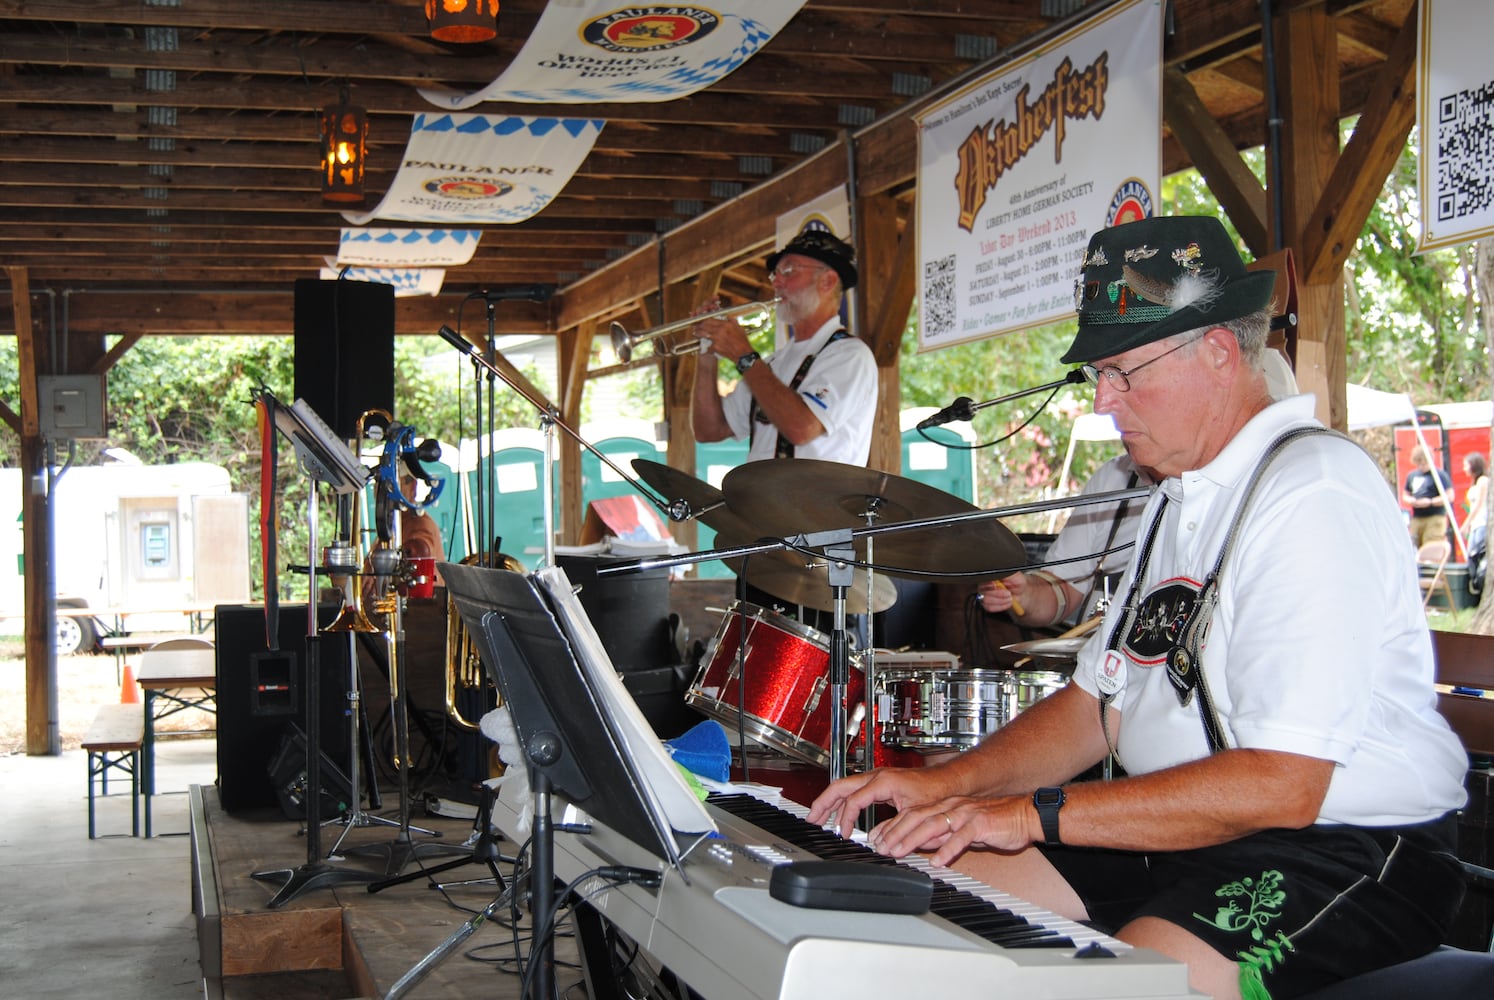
left=0, top=738, right=215, bottom=999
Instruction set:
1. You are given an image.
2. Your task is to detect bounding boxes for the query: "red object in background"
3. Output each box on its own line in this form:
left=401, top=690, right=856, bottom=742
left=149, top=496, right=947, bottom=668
left=1393, top=406, right=1493, bottom=558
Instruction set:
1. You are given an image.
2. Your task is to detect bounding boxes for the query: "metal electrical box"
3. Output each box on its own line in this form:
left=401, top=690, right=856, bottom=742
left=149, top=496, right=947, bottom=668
left=37, top=374, right=107, bottom=439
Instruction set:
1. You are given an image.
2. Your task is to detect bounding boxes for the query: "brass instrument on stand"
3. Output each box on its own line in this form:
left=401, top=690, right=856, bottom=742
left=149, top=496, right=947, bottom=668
left=325, top=410, right=387, bottom=635
left=443, top=551, right=523, bottom=732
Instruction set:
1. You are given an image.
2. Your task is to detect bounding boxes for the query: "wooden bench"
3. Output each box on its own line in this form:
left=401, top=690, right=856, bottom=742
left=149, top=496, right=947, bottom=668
left=81, top=703, right=144, bottom=839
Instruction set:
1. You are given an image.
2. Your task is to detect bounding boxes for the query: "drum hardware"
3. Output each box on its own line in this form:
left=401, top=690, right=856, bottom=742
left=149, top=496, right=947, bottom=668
left=609, top=298, right=782, bottom=364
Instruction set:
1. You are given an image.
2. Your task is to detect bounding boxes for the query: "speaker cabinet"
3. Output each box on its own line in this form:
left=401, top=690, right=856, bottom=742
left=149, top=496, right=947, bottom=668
left=292, top=277, right=395, bottom=440
left=215, top=603, right=351, bottom=813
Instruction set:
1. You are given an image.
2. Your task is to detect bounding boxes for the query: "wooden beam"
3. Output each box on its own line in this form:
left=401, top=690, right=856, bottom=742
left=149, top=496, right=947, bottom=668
left=556, top=321, right=596, bottom=546
left=1162, top=66, right=1269, bottom=256
left=1298, top=6, right=1418, bottom=286
left=89, top=332, right=143, bottom=376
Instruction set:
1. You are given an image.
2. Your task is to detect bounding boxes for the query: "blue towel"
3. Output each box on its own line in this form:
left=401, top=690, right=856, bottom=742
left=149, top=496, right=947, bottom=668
left=663, top=720, right=731, bottom=783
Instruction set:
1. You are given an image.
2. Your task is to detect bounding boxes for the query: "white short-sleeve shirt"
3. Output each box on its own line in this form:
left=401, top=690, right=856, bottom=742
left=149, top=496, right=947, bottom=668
left=720, top=317, right=877, bottom=465
left=1071, top=395, right=1468, bottom=827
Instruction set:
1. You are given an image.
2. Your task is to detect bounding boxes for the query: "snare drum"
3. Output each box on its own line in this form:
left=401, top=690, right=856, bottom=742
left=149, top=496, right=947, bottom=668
left=877, top=667, right=1069, bottom=751
left=685, top=602, right=864, bottom=767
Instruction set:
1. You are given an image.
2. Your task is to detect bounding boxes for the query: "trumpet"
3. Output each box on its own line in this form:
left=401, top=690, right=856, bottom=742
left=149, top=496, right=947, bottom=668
left=609, top=298, right=782, bottom=363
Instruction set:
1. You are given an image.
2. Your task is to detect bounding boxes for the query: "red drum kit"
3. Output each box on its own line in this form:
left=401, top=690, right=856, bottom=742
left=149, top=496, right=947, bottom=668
left=633, top=458, right=1093, bottom=773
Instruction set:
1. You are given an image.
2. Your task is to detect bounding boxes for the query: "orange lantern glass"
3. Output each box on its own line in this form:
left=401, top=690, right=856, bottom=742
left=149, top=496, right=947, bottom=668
left=427, top=0, right=500, bottom=43
left=319, top=91, right=368, bottom=204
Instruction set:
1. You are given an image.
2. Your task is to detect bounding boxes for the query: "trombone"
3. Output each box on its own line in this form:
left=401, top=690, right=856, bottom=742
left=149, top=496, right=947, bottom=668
left=609, top=298, right=782, bottom=363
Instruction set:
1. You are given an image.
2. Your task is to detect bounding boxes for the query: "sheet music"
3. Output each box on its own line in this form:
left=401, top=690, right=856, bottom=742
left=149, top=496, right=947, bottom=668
left=535, top=566, right=717, bottom=839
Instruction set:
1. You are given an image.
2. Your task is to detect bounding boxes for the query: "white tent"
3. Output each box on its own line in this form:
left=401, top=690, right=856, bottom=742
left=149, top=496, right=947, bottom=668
left=1345, top=382, right=1417, bottom=430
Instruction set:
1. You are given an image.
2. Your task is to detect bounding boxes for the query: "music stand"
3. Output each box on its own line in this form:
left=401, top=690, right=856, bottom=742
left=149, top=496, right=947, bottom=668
left=251, top=394, right=382, bottom=906
left=437, top=561, right=715, bottom=998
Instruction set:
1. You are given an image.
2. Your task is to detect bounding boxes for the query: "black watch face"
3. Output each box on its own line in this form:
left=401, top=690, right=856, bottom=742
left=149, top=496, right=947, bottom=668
left=1035, top=787, right=1064, bottom=807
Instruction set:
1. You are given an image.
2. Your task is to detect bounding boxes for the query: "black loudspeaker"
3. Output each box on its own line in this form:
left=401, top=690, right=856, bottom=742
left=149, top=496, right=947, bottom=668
left=292, top=277, right=395, bottom=440
left=215, top=603, right=351, bottom=814
left=554, top=554, right=672, bottom=672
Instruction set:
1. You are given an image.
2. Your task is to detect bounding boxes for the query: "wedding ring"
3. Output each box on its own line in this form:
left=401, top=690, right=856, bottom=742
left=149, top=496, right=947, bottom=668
left=942, top=812, right=954, bottom=831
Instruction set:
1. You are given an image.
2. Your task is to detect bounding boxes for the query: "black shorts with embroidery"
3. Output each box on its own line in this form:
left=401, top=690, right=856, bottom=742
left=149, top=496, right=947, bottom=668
left=1038, top=813, right=1464, bottom=998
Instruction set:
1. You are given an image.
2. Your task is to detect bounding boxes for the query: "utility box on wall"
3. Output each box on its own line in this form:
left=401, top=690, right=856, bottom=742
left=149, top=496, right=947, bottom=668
left=37, top=374, right=106, bottom=439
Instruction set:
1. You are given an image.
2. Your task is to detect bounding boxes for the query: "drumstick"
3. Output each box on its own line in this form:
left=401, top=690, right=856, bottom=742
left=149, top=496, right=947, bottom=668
left=996, top=580, right=1025, bottom=617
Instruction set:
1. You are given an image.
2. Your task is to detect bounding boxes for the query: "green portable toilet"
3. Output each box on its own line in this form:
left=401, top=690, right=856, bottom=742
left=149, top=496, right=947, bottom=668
left=582, top=436, right=665, bottom=509
left=900, top=409, right=976, bottom=505
left=467, top=429, right=550, bottom=569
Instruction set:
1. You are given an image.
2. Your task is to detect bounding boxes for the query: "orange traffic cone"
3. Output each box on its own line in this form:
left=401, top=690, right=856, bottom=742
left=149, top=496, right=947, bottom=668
left=120, top=664, right=141, bottom=705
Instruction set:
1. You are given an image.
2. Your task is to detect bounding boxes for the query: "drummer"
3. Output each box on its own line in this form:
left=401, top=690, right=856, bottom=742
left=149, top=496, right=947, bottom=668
left=690, top=230, right=877, bottom=466
left=978, top=452, right=1156, bottom=628
left=979, top=352, right=1295, bottom=628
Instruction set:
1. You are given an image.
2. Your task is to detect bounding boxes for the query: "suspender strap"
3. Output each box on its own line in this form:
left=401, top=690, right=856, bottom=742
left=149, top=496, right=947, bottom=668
left=1100, top=425, right=1337, bottom=757
left=750, top=329, right=850, bottom=459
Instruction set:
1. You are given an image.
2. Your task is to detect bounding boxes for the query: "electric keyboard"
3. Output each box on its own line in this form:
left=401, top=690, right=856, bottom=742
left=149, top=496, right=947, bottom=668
left=489, top=780, right=1202, bottom=1000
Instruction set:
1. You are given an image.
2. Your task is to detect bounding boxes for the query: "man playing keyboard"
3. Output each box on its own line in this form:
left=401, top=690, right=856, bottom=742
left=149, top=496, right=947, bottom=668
left=809, top=216, right=1468, bottom=1000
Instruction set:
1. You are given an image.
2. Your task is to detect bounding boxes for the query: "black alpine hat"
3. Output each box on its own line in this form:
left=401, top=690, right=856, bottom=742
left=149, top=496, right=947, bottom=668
left=766, top=230, right=858, bottom=290
left=1060, top=215, right=1276, bottom=364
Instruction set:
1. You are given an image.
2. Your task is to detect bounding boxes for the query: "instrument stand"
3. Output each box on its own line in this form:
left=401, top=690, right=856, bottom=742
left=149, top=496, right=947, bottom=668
left=366, top=781, right=511, bottom=894
left=339, top=501, right=464, bottom=876
left=252, top=475, right=379, bottom=907
left=325, top=629, right=401, bottom=856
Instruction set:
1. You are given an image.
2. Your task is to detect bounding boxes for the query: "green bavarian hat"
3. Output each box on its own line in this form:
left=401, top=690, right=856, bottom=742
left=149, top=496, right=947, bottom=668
left=1060, top=215, right=1276, bottom=364
left=766, top=230, right=858, bottom=290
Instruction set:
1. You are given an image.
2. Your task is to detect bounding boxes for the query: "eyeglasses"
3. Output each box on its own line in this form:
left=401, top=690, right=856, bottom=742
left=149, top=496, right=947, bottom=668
left=1080, top=334, right=1204, bottom=393
left=771, top=261, right=825, bottom=281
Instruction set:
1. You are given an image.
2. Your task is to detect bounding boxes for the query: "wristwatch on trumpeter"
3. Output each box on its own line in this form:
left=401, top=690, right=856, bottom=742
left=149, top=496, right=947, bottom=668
left=735, top=351, right=761, bottom=375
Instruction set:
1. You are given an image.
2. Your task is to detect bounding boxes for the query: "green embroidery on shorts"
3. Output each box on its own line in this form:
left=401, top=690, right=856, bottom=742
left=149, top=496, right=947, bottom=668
left=1236, top=930, right=1296, bottom=1000
left=1193, top=869, right=1286, bottom=941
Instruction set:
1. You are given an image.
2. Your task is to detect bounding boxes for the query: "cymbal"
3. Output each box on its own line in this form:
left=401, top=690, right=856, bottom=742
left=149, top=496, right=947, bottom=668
left=631, top=458, right=752, bottom=537
left=720, top=459, right=1026, bottom=578
left=999, top=636, right=1092, bottom=661
left=717, top=533, right=898, bottom=614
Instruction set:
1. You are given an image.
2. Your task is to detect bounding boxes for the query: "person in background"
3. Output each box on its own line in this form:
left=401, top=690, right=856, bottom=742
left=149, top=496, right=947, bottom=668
left=1460, top=451, right=1487, bottom=548
left=810, top=215, right=1467, bottom=1000
left=691, top=230, right=877, bottom=466
left=1401, top=445, right=1453, bottom=548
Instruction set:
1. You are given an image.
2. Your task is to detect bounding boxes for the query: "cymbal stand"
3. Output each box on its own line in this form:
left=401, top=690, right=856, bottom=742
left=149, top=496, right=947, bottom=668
left=818, top=529, right=856, bottom=782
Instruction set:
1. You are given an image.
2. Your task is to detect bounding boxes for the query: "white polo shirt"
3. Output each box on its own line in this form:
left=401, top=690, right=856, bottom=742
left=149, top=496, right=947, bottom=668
left=721, top=317, right=877, bottom=465
left=1071, top=395, right=1468, bottom=827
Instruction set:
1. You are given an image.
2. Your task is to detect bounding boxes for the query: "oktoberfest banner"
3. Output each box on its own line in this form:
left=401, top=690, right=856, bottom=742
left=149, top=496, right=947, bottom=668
left=343, top=114, right=605, bottom=226
left=419, top=1, right=807, bottom=109
left=915, top=0, right=1161, bottom=350
left=1416, top=0, right=1494, bottom=253
left=335, top=228, right=481, bottom=268
left=319, top=265, right=446, bottom=297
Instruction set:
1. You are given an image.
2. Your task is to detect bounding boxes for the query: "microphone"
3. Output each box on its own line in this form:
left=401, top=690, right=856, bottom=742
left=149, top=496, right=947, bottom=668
left=436, top=324, right=476, bottom=356
left=916, top=397, right=975, bottom=431
left=472, top=285, right=554, bottom=303
left=918, top=369, right=1087, bottom=430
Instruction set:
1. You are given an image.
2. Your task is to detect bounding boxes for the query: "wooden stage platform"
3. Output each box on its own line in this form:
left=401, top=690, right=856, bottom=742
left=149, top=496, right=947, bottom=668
left=189, top=784, right=582, bottom=1000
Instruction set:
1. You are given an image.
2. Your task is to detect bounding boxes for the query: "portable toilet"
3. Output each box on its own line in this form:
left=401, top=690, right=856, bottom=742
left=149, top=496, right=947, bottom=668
left=463, top=428, right=550, bottom=569
left=693, top=437, right=749, bottom=578
left=899, top=409, right=977, bottom=505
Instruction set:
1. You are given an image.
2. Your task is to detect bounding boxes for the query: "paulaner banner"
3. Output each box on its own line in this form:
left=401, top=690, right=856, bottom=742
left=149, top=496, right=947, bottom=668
left=1416, top=0, right=1494, bottom=253
left=343, top=114, right=604, bottom=226
left=420, top=1, right=807, bottom=110
left=915, top=0, right=1161, bottom=351
left=335, top=228, right=482, bottom=268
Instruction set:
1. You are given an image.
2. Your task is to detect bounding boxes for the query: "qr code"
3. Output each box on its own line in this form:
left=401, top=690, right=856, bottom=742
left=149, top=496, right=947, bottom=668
left=1434, top=79, right=1494, bottom=222
left=923, top=254, right=957, bottom=337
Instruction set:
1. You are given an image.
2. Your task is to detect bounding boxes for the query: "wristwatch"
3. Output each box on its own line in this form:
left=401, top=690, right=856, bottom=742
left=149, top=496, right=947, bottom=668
left=735, top=351, right=761, bottom=375
left=1032, top=786, right=1065, bottom=845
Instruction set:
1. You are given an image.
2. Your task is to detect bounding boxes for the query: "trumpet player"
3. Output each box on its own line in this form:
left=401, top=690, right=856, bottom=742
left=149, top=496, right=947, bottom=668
left=691, top=230, right=877, bottom=465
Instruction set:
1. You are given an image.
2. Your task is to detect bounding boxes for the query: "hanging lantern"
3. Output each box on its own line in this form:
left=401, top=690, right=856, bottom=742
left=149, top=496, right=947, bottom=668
left=427, top=0, right=499, bottom=43
left=320, top=88, right=368, bottom=204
